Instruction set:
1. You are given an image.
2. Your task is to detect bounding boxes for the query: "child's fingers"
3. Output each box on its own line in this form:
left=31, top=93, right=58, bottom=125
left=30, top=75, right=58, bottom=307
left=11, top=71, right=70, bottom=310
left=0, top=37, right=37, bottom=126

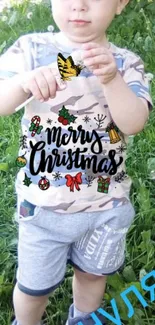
left=35, top=69, right=53, bottom=100
left=82, top=43, right=111, bottom=59
left=82, top=42, right=101, bottom=50
left=20, top=66, right=67, bottom=103
left=51, top=68, right=67, bottom=91
left=83, top=54, right=110, bottom=67
left=93, top=63, right=117, bottom=84
left=20, top=68, right=50, bottom=101
left=41, top=67, right=57, bottom=99
left=23, top=77, right=44, bottom=102
left=56, top=75, right=67, bottom=91
left=93, top=64, right=114, bottom=76
left=82, top=47, right=106, bottom=59
left=34, top=67, right=66, bottom=101
left=82, top=42, right=110, bottom=50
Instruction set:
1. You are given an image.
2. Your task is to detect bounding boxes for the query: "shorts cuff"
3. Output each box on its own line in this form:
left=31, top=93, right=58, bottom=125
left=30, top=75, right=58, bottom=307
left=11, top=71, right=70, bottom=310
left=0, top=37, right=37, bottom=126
left=18, top=277, right=64, bottom=296
left=67, top=259, right=86, bottom=273
left=101, top=260, right=125, bottom=275
left=68, top=259, right=125, bottom=276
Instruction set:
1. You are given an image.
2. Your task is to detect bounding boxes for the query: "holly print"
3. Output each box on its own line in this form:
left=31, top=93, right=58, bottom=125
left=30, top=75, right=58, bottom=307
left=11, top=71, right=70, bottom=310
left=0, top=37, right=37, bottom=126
left=58, top=106, right=77, bottom=125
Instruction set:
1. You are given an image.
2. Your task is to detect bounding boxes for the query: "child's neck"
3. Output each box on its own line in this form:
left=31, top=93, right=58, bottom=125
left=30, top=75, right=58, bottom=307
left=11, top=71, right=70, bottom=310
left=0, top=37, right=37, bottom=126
left=55, top=31, right=110, bottom=49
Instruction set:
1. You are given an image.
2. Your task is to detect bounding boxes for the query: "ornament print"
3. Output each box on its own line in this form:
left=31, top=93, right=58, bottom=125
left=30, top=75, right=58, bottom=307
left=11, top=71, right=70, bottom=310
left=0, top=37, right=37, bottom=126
left=16, top=153, right=27, bottom=168
left=38, top=176, right=50, bottom=190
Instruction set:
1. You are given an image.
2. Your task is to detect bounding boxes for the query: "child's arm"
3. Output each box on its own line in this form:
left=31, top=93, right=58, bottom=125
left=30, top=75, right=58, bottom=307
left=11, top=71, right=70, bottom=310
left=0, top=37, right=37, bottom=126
left=82, top=43, right=152, bottom=135
left=0, top=76, right=29, bottom=116
left=102, top=72, right=149, bottom=135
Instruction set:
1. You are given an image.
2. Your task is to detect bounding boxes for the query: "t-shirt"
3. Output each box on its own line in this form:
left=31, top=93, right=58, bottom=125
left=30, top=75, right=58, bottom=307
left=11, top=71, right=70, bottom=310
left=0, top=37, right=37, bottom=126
left=0, top=32, right=152, bottom=213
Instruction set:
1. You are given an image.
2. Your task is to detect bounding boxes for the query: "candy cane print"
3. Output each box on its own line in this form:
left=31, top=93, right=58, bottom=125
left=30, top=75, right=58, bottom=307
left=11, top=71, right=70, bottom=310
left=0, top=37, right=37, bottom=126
left=31, top=115, right=41, bottom=137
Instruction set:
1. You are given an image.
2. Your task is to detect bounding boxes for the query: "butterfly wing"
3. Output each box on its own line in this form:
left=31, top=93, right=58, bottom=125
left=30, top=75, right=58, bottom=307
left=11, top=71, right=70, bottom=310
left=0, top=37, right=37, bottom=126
left=67, top=57, right=84, bottom=77
left=65, top=56, right=79, bottom=79
left=57, top=53, right=67, bottom=80
left=66, top=56, right=75, bottom=68
left=57, top=53, right=83, bottom=80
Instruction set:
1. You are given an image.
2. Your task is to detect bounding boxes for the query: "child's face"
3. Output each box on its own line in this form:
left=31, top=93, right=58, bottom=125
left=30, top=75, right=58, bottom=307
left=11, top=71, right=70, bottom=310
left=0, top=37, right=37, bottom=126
left=51, top=0, right=129, bottom=44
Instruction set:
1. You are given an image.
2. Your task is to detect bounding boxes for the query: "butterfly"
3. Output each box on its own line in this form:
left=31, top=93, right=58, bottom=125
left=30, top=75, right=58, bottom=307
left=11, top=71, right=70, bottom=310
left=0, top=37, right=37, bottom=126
left=57, top=53, right=84, bottom=81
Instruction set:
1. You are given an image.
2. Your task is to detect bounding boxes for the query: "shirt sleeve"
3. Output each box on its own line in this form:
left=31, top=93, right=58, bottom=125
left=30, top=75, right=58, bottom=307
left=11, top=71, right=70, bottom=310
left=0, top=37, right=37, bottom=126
left=122, top=51, right=153, bottom=110
left=0, top=35, right=34, bottom=80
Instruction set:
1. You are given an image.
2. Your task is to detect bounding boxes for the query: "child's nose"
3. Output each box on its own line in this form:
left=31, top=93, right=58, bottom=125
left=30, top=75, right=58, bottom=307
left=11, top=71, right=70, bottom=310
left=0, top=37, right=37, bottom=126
left=71, top=0, right=88, bottom=11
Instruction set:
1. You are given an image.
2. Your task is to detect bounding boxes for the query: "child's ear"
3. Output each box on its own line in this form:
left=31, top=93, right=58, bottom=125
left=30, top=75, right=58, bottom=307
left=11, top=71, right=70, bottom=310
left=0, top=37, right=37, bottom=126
left=116, top=0, right=129, bottom=15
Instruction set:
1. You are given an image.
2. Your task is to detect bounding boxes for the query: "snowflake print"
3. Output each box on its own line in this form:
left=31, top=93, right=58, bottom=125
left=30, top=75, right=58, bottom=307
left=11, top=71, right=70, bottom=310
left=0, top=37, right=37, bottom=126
left=83, top=115, right=91, bottom=123
left=47, top=118, right=53, bottom=125
left=52, top=172, right=62, bottom=181
left=102, top=149, right=107, bottom=155
left=115, top=171, right=127, bottom=183
left=116, top=144, right=126, bottom=154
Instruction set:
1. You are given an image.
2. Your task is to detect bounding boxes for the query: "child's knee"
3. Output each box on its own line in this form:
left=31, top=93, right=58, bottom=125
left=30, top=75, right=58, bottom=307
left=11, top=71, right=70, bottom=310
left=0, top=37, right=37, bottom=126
left=13, top=283, right=49, bottom=306
left=74, top=268, right=107, bottom=282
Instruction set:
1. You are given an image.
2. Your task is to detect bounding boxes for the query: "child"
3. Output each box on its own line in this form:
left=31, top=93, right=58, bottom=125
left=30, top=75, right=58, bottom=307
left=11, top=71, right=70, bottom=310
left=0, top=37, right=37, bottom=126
left=0, top=0, right=153, bottom=325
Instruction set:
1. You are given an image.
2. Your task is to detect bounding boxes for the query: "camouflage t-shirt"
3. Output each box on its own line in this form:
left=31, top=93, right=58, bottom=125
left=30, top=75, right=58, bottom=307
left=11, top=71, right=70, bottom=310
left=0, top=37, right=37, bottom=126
left=0, top=32, right=152, bottom=213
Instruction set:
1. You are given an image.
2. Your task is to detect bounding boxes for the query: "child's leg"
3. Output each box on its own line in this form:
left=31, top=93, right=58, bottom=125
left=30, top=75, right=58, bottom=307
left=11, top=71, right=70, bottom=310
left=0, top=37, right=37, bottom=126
left=13, top=283, right=49, bottom=325
left=73, top=269, right=107, bottom=312
left=68, top=202, right=135, bottom=317
left=14, top=197, right=95, bottom=325
left=14, top=198, right=74, bottom=325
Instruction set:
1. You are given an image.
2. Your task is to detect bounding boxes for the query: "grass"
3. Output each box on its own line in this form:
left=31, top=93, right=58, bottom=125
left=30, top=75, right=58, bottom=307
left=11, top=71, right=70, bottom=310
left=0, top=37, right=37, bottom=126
left=0, top=0, right=155, bottom=324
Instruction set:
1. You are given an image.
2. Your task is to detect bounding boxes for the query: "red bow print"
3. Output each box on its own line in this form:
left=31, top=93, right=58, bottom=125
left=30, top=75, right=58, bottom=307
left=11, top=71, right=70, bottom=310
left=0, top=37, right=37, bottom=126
left=65, top=172, right=82, bottom=192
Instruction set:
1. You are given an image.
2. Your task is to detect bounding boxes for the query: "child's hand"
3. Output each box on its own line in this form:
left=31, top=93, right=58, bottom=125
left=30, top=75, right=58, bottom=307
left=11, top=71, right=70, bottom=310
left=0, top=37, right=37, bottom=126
left=20, top=66, right=66, bottom=102
left=82, top=43, right=117, bottom=85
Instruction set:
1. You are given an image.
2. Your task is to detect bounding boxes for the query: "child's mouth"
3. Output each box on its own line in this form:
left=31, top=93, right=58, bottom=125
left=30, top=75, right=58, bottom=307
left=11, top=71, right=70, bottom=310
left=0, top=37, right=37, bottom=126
left=70, top=20, right=90, bottom=25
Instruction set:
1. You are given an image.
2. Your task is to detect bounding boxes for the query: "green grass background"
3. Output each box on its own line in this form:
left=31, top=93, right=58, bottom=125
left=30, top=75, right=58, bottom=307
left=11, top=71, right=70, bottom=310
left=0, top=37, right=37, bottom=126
left=0, top=0, right=155, bottom=324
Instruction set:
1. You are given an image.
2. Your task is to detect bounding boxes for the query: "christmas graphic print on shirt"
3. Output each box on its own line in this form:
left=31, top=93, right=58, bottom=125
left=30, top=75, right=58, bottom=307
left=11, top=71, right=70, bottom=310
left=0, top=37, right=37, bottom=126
left=16, top=63, right=130, bottom=213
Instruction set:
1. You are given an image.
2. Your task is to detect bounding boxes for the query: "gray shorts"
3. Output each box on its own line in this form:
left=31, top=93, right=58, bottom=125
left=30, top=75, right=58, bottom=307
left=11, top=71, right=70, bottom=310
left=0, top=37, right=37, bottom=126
left=15, top=195, right=135, bottom=296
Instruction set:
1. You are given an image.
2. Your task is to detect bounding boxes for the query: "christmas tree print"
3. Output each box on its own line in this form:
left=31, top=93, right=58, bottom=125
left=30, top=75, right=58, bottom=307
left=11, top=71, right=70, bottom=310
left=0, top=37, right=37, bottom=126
left=20, top=135, right=27, bottom=149
left=58, top=106, right=77, bottom=125
left=23, top=173, right=32, bottom=187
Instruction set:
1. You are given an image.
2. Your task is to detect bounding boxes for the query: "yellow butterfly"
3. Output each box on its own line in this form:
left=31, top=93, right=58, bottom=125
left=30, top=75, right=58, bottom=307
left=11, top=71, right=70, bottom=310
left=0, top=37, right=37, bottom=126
left=57, top=53, right=84, bottom=81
